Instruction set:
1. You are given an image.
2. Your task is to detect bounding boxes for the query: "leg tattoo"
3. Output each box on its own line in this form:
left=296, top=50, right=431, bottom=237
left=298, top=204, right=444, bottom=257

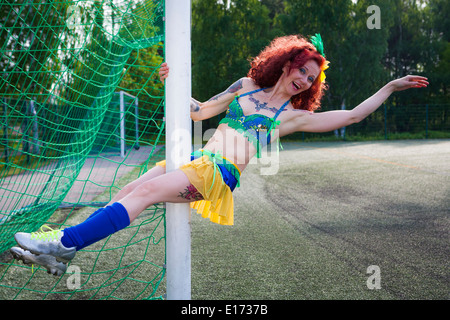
left=178, top=185, right=203, bottom=201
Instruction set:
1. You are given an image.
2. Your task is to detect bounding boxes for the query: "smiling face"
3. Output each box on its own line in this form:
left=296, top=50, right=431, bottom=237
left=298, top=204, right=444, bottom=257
left=284, top=59, right=321, bottom=96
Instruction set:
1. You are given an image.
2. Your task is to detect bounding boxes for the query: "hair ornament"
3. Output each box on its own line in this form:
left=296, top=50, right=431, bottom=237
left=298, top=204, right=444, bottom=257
left=310, top=33, right=325, bottom=57
left=310, top=33, right=330, bottom=83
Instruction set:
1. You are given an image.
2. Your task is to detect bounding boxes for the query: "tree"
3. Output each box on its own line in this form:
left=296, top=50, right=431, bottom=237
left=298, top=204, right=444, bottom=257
left=274, top=0, right=393, bottom=111
left=421, top=0, right=449, bottom=103
left=0, top=0, right=73, bottom=100
left=191, top=0, right=272, bottom=128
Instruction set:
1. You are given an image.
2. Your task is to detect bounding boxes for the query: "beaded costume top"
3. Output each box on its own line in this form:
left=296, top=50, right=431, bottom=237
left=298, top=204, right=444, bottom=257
left=219, top=88, right=289, bottom=158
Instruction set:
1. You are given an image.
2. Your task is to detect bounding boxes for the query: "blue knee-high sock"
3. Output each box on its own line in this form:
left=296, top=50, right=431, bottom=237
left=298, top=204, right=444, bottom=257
left=69, top=206, right=107, bottom=249
left=86, top=207, right=103, bottom=220
left=61, top=202, right=130, bottom=251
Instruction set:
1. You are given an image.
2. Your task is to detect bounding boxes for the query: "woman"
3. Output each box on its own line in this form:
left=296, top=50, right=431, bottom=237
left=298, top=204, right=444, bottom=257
left=11, top=34, right=428, bottom=275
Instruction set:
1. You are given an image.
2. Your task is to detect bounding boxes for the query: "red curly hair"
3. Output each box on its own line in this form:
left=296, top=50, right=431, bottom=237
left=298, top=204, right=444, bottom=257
left=247, top=35, right=328, bottom=111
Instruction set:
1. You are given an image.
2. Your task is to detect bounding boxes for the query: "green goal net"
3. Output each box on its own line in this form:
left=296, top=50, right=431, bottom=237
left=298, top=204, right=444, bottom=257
left=0, top=0, right=166, bottom=300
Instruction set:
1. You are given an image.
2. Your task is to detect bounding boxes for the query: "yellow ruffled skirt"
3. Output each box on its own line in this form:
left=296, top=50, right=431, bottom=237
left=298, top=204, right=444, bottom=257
left=155, top=150, right=240, bottom=226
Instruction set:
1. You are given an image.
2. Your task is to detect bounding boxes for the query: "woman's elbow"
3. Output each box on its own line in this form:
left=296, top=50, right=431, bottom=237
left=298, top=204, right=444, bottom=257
left=350, top=115, right=363, bottom=125
left=190, top=112, right=202, bottom=122
left=190, top=101, right=204, bottom=121
left=347, top=110, right=364, bottom=125
left=191, top=108, right=209, bottom=121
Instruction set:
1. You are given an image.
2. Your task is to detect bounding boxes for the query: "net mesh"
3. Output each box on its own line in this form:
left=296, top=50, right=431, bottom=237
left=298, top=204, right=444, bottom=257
left=0, top=0, right=166, bottom=300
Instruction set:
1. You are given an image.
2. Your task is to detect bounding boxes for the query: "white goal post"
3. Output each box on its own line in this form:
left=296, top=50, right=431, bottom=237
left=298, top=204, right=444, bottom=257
left=164, top=0, right=192, bottom=300
left=118, top=90, right=139, bottom=158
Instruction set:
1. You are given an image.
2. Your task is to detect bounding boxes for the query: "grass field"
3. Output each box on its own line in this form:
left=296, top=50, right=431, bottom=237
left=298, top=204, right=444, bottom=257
left=1, top=140, right=448, bottom=300
left=190, top=140, right=449, bottom=300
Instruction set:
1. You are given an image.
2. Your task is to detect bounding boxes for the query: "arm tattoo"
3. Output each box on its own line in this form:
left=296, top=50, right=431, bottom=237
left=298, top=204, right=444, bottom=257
left=227, top=78, right=243, bottom=93
left=190, top=97, right=200, bottom=112
left=208, top=79, right=243, bottom=102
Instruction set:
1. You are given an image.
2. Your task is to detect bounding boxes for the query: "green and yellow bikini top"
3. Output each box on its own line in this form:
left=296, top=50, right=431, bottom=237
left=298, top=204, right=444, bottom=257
left=219, top=88, right=289, bottom=157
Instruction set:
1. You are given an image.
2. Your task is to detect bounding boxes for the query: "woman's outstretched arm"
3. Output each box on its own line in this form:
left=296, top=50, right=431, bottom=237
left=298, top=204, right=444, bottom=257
left=292, top=75, right=429, bottom=133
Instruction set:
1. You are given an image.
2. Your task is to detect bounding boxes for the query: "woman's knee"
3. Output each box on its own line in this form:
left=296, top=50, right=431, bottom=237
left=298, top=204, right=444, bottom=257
left=130, top=170, right=194, bottom=203
left=120, top=166, right=166, bottom=195
left=119, top=183, right=137, bottom=197
left=131, top=179, right=160, bottom=198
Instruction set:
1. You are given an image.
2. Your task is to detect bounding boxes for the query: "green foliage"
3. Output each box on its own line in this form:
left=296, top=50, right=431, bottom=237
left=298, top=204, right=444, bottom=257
left=0, top=0, right=166, bottom=300
left=191, top=0, right=448, bottom=122
left=191, top=0, right=273, bottom=128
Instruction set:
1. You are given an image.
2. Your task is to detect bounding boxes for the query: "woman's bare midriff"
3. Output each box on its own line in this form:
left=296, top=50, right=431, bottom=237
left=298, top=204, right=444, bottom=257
left=202, top=123, right=257, bottom=173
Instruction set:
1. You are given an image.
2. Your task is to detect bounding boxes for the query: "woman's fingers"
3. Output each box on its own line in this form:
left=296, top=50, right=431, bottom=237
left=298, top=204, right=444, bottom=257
left=159, top=63, right=169, bottom=82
